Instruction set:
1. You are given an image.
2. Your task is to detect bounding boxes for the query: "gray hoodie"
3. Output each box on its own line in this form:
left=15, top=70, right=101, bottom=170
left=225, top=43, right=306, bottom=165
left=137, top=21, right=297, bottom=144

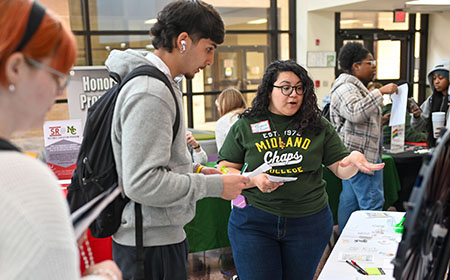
left=411, top=59, right=449, bottom=146
left=105, top=49, right=223, bottom=247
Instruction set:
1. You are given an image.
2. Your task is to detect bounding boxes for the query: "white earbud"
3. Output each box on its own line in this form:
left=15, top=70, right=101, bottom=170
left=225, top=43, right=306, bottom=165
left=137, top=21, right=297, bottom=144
left=180, top=40, right=186, bottom=53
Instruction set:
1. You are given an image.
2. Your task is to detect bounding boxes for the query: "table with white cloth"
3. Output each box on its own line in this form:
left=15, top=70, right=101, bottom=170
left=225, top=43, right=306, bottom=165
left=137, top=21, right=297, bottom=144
left=318, top=210, right=405, bottom=280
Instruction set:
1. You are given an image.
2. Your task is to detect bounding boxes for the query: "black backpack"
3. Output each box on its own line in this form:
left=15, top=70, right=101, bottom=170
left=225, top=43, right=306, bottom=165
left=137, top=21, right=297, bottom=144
left=66, top=64, right=180, bottom=238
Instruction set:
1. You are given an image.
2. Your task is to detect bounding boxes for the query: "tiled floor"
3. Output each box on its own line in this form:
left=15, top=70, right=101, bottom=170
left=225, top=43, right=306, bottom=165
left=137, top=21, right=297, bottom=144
left=187, top=247, right=237, bottom=280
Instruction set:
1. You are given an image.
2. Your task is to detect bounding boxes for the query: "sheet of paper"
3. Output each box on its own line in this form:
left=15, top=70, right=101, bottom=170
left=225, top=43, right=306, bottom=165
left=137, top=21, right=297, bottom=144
left=243, top=162, right=272, bottom=178
left=267, top=175, right=298, bottom=182
left=389, top=83, right=408, bottom=126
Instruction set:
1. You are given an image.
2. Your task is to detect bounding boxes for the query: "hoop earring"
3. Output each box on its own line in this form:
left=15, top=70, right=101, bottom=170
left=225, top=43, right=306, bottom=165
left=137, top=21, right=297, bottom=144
left=8, top=84, right=15, bottom=92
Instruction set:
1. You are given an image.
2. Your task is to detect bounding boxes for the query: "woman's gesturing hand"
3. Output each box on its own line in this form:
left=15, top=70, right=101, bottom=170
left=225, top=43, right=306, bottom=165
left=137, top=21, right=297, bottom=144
left=339, top=151, right=385, bottom=173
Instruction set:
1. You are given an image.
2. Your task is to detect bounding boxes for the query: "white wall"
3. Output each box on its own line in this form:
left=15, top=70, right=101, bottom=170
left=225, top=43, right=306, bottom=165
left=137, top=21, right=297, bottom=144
left=306, top=11, right=336, bottom=108
left=297, top=1, right=335, bottom=107
left=427, top=12, right=450, bottom=74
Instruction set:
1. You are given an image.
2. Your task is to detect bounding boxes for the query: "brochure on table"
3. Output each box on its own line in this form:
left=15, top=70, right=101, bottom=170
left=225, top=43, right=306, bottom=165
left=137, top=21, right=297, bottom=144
left=43, top=119, right=82, bottom=180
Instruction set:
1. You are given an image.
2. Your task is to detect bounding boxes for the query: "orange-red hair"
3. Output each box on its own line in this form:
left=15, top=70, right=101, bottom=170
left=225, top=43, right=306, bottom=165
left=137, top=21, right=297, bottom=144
left=0, top=0, right=77, bottom=86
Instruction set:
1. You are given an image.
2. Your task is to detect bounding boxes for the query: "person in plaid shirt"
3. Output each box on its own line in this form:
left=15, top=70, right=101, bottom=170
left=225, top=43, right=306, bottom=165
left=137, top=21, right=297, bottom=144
left=329, top=42, right=398, bottom=233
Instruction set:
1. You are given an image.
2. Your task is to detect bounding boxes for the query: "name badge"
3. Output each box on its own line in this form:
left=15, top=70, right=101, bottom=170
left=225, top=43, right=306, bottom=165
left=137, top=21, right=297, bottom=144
left=251, top=120, right=271, bottom=133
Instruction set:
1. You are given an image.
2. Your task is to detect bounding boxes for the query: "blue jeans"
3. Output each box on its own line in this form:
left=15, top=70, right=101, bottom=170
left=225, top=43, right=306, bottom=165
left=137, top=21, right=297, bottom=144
left=338, top=164, right=384, bottom=233
left=228, top=205, right=333, bottom=280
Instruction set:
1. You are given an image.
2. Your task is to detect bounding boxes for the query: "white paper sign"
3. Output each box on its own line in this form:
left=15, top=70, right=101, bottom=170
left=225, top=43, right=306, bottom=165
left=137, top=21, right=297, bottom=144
left=43, top=119, right=82, bottom=179
left=389, top=83, right=408, bottom=126
left=390, top=124, right=405, bottom=153
left=67, top=66, right=117, bottom=130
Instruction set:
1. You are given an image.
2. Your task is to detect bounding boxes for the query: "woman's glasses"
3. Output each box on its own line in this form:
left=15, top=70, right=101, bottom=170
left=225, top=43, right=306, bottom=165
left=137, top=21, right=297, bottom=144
left=273, top=85, right=304, bottom=96
left=24, top=57, right=73, bottom=90
left=359, top=60, right=377, bottom=67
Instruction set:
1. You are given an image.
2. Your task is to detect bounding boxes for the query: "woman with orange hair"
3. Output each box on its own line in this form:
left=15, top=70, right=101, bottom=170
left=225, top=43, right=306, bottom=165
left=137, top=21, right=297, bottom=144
left=0, top=1, right=121, bottom=279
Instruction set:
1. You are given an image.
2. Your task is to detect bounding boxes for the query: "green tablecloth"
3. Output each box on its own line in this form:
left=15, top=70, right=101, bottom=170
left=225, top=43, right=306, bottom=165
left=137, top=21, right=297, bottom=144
left=185, top=155, right=401, bottom=252
left=184, top=161, right=232, bottom=252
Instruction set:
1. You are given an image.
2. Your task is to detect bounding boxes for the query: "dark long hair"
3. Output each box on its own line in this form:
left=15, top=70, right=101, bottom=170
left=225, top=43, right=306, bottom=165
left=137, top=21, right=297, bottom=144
left=241, top=60, right=323, bottom=134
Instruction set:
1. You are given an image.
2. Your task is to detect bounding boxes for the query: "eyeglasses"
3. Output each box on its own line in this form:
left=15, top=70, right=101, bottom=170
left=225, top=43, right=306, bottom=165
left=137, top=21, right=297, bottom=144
left=24, top=57, right=73, bottom=90
left=359, top=60, right=377, bottom=67
left=273, top=85, right=304, bottom=96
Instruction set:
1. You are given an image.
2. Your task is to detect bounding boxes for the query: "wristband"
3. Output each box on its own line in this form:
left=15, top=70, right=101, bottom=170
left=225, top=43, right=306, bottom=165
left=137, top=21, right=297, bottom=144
left=192, top=144, right=201, bottom=150
left=91, top=268, right=118, bottom=280
left=195, top=164, right=204, bottom=173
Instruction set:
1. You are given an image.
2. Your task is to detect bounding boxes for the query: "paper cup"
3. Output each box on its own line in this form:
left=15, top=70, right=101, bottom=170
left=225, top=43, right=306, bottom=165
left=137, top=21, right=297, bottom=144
left=432, top=112, right=446, bottom=138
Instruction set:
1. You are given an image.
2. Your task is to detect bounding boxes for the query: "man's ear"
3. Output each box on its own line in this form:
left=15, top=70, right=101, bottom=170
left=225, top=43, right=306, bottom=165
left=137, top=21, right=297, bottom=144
left=175, top=32, right=190, bottom=51
left=4, top=53, right=26, bottom=86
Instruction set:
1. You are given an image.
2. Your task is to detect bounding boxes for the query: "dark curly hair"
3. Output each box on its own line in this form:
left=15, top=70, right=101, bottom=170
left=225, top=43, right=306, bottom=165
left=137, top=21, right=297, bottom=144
left=150, top=0, right=225, bottom=52
left=338, top=42, right=370, bottom=74
left=241, top=60, right=323, bottom=134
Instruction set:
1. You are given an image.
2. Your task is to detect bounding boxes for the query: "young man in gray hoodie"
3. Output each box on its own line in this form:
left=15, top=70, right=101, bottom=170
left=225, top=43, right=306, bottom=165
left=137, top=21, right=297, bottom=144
left=105, top=1, right=250, bottom=279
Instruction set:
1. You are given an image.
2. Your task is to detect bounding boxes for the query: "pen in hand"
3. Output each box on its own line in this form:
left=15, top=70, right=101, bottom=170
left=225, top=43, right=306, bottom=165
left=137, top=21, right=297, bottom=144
left=346, top=260, right=368, bottom=275
left=240, top=163, right=248, bottom=175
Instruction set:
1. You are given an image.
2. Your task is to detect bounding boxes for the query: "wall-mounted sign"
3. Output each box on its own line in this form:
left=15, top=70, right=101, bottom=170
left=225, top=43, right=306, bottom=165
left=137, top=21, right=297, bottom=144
left=307, top=51, right=336, bottom=68
left=67, top=66, right=117, bottom=129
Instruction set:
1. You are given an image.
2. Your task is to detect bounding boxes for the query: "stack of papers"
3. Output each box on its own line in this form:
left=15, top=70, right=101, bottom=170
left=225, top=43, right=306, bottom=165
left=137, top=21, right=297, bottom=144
left=71, top=185, right=123, bottom=240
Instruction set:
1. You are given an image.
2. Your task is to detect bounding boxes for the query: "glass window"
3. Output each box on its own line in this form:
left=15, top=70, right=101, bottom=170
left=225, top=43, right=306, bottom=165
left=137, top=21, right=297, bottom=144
left=88, top=0, right=171, bottom=31
left=210, top=0, right=270, bottom=31
left=191, top=34, right=269, bottom=93
left=75, top=36, right=87, bottom=66
left=69, top=0, right=84, bottom=30
left=278, top=0, right=290, bottom=30
left=279, top=33, right=290, bottom=60
left=90, top=35, right=153, bottom=66
left=340, top=12, right=409, bottom=30
left=376, top=40, right=401, bottom=80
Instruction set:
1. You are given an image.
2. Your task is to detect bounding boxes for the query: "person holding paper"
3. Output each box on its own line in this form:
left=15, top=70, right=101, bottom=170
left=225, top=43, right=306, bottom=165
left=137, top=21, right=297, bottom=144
left=105, top=1, right=250, bottom=279
left=0, top=1, right=121, bottom=280
left=410, top=59, right=449, bottom=147
left=329, top=42, right=398, bottom=234
left=218, top=60, right=384, bottom=280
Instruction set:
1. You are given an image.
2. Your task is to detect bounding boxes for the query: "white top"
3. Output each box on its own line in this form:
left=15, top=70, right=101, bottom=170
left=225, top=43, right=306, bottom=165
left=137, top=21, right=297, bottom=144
left=191, top=148, right=208, bottom=165
left=0, top=151, right=105, bottom=280
left=215, top=110, right=241, bottom=151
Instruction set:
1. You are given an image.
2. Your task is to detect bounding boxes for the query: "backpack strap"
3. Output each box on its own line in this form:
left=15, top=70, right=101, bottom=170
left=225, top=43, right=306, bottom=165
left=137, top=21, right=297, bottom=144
left=118, top=65, right=181, bottom=280
left=134, top=203, right=145, bottom=280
